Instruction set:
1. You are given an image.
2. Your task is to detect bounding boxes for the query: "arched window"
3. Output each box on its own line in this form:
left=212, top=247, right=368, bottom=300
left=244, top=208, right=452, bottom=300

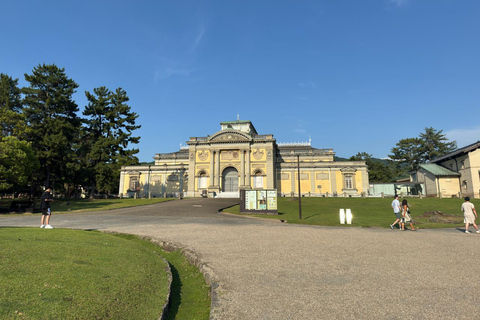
left=198, top=171, right=207, bottom=189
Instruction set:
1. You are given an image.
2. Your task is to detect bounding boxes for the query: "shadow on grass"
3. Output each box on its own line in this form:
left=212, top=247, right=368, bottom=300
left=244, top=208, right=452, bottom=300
left=303, top=214, right=321, bottom=220
left=166, top=263, right=182, bottom=320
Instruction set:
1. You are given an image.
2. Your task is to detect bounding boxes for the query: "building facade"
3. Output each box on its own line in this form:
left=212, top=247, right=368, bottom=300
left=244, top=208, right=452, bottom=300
left=119, top=120, right=369, bottom=198
left=410, top=141, right=480, bottom=198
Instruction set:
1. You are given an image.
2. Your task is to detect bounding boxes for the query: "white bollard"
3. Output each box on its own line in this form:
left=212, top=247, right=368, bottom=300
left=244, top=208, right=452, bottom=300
left=339, top=208, right=346, bottom=224
left=346, top=209, right=352, bottom=224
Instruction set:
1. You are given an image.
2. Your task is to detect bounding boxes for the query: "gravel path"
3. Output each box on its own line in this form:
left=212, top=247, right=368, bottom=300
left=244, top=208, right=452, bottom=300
left=1, top=198, right=479, bottom=319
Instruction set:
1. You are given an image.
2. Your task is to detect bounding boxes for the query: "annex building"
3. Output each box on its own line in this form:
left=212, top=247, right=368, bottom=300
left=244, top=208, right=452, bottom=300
left=119, top=120, right=369, bottom=198
left=410, top=141, right=480, bottom=198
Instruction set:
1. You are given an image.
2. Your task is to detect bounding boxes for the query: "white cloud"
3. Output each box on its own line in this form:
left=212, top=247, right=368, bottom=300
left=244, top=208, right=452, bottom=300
left=190, top=24, right=206, bottom=54
left=390, top=0, right=408, bottom=6
left=298, top=81, right=317, bottom=89
left=445, top=127, right=480, bottom=148
left=153, top=56, right=194, bottom=82
left=153, top=22, right=207, bottom=83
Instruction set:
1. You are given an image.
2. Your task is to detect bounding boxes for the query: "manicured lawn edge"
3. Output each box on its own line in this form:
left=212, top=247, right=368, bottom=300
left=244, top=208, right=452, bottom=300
left=105, top=232, right=211, bottom=319
left=148, top=238, right=219, bottom=319
left=160, top=257, right=173, bottom=320
left=0, top=228, right=173, bottom=320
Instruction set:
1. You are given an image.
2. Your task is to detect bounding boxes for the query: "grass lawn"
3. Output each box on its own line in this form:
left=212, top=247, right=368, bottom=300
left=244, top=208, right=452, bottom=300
left=51, top=198, right=174, bottom=213
left=0, top=198, right=173, bottom=214
left=112, top=234, right=211, bottom=320
left=0, top=228, right=210, bottom=320
left=225, top=197, right=468, bottom=229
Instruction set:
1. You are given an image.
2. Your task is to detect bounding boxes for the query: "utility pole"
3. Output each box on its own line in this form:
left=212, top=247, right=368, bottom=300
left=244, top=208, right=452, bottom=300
left=297, top=154, right=302, bottom=220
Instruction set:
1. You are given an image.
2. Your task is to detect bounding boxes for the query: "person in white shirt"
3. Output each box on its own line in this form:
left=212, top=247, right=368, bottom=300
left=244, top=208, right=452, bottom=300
left=390, top=195, right=402, bottom=230
left=461, top=197, right=479, bottom=234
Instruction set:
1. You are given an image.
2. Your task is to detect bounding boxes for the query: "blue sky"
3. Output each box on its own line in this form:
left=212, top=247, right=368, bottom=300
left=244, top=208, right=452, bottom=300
left=1, top=0, right=479, bottom=162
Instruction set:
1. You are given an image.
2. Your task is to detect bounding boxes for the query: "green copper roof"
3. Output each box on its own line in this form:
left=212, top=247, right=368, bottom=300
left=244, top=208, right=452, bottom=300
left=419, top=164, right=460, bottom=176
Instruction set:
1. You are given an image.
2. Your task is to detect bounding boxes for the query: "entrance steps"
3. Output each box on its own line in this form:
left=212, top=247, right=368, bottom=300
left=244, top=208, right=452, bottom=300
left=215, top=192, right=239, bottom=199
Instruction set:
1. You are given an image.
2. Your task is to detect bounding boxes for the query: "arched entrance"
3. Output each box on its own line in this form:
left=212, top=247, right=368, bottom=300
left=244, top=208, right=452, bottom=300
left=222, top=167, right=239, bottom=192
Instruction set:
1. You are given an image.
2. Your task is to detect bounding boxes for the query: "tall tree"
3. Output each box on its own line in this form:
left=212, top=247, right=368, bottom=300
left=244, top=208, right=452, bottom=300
left=0, top=73, right=26, bottom=137
left=23, top=64, right=81, bottom=190
left=389, top=127, right=457, bottom=170
left=419, top=127, right=457, bottom=162
left=389, top=137, right=422, bottom=170
left=0, top=136, right=39, bottom=192
left=82, top=86, right=140, bottom=197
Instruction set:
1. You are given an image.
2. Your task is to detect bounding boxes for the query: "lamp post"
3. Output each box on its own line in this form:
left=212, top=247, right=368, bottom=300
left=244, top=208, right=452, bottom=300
left=297, top=154, right=302, bottom=220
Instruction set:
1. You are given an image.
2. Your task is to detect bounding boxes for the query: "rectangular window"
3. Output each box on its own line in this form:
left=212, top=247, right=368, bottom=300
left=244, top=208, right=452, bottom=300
left=316, top=173, right=329, bottom=180
left=296, top=173, right=309, bottom=180
left=254, top=176, right=264, bottom=188
left=198, top=176, right=207, bottom=189
left=129, top=176, right=139, bottom=190
left=345, top=176, right=353, bottom=189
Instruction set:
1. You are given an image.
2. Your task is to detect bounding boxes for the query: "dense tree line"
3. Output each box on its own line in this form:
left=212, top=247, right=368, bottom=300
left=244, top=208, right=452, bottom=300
left=351, top=127, right=457, bottom=183
left=0, top=64, right=140, bottom=198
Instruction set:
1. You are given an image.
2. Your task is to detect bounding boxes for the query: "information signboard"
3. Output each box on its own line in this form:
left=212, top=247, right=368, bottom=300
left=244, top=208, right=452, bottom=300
left=240, top=189, right=278, bottom=215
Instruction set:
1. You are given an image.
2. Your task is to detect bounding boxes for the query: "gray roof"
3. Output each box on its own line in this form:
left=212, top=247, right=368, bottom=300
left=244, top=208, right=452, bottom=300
left=419, top=164, right=460, bottom=176
left=432, top=141, right=480, bottom=163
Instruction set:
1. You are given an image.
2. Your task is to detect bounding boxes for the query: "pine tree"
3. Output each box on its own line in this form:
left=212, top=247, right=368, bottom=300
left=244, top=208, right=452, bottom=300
left=419, top=127, right=457, bottom=162
left=82, top=86, right=140, bottom=197
left=389, top=127, right=457, bottom=170
left=0, top=73, right=26, bottom=137
left=23, top=64, right=81, bottom=190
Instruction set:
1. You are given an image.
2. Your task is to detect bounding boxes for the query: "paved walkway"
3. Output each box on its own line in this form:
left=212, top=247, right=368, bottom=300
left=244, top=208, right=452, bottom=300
left=2, top=199, right=480, bottom=319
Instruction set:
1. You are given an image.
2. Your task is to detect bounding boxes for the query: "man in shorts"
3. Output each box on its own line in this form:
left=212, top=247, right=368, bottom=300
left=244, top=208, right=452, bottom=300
left=40, top=187, right=54, bottom=229
left=462, top=197, right=479, bottom=234
left=390, top=195, right=402, bottom=229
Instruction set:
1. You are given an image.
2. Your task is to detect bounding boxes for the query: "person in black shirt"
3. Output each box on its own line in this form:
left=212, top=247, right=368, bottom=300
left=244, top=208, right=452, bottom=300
left=40, top=187, right=54, bottom=229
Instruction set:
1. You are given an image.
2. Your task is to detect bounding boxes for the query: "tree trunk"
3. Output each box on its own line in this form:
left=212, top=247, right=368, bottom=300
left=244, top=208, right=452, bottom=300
left=90, top=181, right=96, bottom=200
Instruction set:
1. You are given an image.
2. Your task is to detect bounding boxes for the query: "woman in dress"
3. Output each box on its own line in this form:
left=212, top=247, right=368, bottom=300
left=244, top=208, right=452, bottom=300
left=401, top=199, right=416, bottom=231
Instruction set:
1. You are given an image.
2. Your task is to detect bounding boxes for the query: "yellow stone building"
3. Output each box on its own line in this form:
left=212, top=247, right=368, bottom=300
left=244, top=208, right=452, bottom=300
left=119, top=120, right=369, bottom=198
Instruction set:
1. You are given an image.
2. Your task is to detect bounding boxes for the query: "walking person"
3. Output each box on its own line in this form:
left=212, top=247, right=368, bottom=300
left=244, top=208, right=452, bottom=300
left=390, top=195, right=402, bottom=229
left=401, top=199, right=416, bottom=231
left=40, top=187, right=54, bottom=229
left=461, top=197, right=479, bottom=234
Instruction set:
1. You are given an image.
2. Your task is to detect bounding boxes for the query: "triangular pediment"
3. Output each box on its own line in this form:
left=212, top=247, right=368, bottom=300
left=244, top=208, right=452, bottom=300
left=208, top=130, right=252, bottom=143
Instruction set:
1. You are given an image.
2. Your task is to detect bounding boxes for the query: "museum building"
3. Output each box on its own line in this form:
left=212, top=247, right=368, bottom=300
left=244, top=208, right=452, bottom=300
left=119, top=120, right=369, bottom=198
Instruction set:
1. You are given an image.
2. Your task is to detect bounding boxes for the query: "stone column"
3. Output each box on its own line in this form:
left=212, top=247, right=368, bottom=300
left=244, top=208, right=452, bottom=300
left=119, top=168, right=125, bottom=196
left=330, top=168, right=337, bottom=195
left=245, top=149, right=251, bottom=188
left=291, top=168, right=296, bottom=195
left=209, top=150, right=215, bottom=186
left=240, top=150, right=245, bottom=187
left=265, top=148, right=275, bottom=189
left=188, top=149, right=195, bottom=197
left=310, top=169, right=316, bottom=195
left=163, top=167, right=168, bottom=197
left=215, top=150, right=221, bottom=187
